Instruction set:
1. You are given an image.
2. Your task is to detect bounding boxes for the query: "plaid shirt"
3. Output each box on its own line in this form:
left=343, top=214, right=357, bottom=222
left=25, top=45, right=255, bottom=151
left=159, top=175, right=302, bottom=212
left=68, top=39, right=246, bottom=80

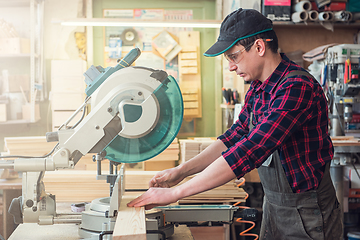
left=219, top=53, right=334, bottom=193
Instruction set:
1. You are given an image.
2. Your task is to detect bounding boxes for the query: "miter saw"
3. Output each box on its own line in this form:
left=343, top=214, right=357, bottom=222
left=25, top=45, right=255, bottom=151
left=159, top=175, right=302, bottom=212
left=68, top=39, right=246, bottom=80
left=0, top=48, right=246, bottom=240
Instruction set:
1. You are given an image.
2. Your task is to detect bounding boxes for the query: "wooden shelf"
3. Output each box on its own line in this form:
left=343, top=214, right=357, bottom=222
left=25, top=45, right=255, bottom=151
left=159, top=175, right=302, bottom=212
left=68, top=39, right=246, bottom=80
left=0, top=119, right=38, bottom=125
left=273, top=21, right=360, bottom=28
left=220, top=104, right=235, bottom=109
left=0, top=54, right=39, bottom=58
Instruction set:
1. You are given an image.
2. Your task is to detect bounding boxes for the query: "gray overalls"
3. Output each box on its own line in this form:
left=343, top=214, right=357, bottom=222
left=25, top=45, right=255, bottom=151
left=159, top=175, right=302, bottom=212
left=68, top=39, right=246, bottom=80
left=249, top=71, right=343, bottom=240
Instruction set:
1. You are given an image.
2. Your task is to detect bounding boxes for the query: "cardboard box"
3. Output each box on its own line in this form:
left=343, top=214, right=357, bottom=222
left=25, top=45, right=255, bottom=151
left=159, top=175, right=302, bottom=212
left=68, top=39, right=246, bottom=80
left=51, top=92, right=85, bottom=111
left=0, top=38, right=30, bottom=54
left=22, top=103, right=40, bottom=122
left=262, top=0, right=291, bottom=21
left=51, top=60, right=87, bottom=79
left=52, top=110, right=83, bottom=128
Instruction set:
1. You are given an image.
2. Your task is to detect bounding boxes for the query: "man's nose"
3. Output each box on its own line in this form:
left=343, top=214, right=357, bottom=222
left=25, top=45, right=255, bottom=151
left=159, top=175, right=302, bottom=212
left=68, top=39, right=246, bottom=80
left=228, top=61, right=237, bottom=71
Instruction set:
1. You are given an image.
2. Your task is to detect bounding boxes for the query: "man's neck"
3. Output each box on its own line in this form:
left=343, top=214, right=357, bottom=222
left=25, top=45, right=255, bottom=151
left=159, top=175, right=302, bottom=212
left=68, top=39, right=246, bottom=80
left=258, top=52, right=282, bottom=83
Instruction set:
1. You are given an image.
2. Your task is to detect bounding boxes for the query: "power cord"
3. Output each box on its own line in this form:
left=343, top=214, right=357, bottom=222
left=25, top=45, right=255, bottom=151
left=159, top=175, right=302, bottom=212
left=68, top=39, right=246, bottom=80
left=233, top=177, right=259, bottom=240
left=0, top=97, right=89, bottom=159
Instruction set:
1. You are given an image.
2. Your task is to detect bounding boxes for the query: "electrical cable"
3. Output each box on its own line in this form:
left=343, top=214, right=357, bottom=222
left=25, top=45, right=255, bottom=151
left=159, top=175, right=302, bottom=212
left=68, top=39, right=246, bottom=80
left=233, top=177, right=259, bottom=240
left=351, top=153, right=360, bottom=180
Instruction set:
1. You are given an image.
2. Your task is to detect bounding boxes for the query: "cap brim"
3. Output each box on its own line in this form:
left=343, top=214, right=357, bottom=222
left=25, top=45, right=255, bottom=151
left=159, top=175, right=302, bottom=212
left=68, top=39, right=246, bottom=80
left=204, top=40, right=236, bottom=57
left=204, top=28, right=273, bottom=57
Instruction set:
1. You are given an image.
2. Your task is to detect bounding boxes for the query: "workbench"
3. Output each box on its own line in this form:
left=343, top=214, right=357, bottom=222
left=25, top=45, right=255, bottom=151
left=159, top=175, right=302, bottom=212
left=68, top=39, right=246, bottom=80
left=9, top=223, right=194, bottom=240
left=331, top=137, right=360, bottom=213
left=9, top=201, right=233, bottom=240
left=9, top=201, right=194, bottom=240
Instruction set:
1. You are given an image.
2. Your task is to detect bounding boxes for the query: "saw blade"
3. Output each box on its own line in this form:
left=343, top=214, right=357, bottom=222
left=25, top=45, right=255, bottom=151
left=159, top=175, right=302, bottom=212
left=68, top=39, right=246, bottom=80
left=104, top=75, right=183, bottom=163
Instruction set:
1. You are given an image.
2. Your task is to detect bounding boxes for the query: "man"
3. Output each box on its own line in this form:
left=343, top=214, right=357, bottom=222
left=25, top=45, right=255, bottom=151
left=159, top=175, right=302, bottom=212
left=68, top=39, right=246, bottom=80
left=128, top=8, right=343, bottom=239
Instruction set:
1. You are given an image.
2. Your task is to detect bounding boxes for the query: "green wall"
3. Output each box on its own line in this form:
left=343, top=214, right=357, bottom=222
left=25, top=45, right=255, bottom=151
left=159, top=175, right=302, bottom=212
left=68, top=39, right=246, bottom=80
left=92, top=0, right=219, bottom=138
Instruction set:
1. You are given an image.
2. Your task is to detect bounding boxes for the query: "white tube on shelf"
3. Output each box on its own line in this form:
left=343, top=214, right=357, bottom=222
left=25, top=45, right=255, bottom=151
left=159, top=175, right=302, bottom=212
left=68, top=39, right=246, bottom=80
left=319, top=12, right=330, bottom=21
left=293, top=1, right=312, bottom=12
left=308, top=10, right=319, bottom=21
left=292, top=11, right=308, bottom=23
left=334, top=11, right=352, bottom=21
left=327, top=11, right=335, bottom=21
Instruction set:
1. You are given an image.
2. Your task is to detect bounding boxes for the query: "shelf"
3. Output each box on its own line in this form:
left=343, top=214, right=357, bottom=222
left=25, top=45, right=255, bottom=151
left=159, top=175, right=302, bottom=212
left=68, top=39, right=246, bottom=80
left=0, top=53, right=39, bottom=58
left=0, top=119, right=33, bottom=125
left=220, top=104, right=235, bottom=109
left=273, top=20, right=360, bottom=28
left=0, top=54, right=30, bottom=58
left=54, top=18, right=222, bottom=28
left=0, top=0, right=42, bottom=8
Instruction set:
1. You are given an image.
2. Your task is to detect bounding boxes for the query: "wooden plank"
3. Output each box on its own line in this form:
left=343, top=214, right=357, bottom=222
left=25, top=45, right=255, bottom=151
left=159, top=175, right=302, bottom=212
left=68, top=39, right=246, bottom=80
left=331, top=136, right=355, bottom=141
left=112, top=195, right=146, bottom=240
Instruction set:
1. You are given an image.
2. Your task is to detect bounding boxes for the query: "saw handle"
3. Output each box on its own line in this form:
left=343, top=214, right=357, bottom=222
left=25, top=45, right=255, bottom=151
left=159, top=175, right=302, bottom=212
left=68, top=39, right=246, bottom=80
left=115, top=48, right=141, bottom=71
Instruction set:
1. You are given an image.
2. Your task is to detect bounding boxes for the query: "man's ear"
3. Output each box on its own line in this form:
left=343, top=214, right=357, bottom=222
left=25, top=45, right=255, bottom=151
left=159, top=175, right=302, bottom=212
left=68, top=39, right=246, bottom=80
left=255, top=39, right=266, bottom=57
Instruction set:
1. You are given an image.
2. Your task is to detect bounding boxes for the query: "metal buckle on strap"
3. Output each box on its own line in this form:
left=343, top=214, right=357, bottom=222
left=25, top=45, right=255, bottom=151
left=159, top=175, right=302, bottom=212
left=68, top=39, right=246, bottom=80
left=262, top=154, right=273, bottom=167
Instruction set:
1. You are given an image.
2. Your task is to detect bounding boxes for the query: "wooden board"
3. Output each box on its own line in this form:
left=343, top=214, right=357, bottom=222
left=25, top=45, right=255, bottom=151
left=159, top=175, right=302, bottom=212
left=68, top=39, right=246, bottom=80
left=112, top=195, right=146, bottom=240
left=330, top=136, right=360, bottom=146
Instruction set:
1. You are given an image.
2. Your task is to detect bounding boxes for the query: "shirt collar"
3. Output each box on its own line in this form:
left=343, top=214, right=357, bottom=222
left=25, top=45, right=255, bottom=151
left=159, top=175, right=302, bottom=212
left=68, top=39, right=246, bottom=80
left=254, top=53, right=291, bottom=94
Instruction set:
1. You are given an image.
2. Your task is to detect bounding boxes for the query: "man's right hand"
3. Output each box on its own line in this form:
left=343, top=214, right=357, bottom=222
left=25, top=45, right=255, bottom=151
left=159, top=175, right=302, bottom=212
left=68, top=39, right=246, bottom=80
left=149, top=166, right=185, bottom=188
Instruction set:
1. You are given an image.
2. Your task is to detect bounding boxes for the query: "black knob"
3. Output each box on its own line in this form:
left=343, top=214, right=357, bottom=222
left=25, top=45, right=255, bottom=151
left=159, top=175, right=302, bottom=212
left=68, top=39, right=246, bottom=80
left=26, top=199, right=33, bottom=208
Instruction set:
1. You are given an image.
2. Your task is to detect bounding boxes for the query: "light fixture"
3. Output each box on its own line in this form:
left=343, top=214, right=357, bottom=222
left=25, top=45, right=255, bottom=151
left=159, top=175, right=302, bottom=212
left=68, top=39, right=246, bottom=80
left=54, top=18, right=221, bottom=29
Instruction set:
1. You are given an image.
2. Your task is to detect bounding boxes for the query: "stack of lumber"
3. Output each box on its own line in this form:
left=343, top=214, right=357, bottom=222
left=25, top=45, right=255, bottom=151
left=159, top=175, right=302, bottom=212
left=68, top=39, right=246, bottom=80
left=144, top=138, right=180, bottom=171
left=331, top=136, right=360, bottom=146
left=2, top=136, right=109, bottom=170
left=43, top=170, right=155, bottom=203
left=125, top=171, right=247, bottom=204
left=44, top=170, right=247, bottom=204
left=179, top=176, right=247, bottom=204
left=179, top=138, right=215, bottom=164
left=43, top=170, right=110, bottom=202
left=3, top=136, right=57, bottom=158
left=125, top=171, right=157, bottom=190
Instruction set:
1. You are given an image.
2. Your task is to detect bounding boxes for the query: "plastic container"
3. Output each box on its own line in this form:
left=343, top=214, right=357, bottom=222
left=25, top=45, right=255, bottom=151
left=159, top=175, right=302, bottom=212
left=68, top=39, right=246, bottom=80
left=348, top=232, right=360, bottom=240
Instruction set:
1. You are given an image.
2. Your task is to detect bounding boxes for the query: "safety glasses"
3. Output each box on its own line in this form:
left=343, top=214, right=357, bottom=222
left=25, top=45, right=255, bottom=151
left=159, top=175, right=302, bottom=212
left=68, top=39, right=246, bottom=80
left=224, top=39, right=273, bottom=64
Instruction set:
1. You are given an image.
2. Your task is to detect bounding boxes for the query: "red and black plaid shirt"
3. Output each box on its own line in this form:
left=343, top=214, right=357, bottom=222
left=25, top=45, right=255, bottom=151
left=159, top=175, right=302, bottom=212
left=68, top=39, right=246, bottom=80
left=219, top=53, right=334, bottom=193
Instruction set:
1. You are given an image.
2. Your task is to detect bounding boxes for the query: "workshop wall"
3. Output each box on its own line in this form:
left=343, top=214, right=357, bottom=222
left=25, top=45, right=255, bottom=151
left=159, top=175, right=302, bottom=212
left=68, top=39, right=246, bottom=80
left=92, top=0, right=219, bottom=138
left=0, top=0, right=219, bottom=153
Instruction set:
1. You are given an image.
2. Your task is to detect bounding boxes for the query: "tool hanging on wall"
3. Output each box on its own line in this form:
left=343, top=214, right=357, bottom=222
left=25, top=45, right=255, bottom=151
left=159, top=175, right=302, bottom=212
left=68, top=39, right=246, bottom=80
left=232, top=90, right=240, bottom=104
left=344, top=58, right=352, bottom=83
left=222, top=87, right=232, bottom=105
left=120, top=28, right=139, bottom=46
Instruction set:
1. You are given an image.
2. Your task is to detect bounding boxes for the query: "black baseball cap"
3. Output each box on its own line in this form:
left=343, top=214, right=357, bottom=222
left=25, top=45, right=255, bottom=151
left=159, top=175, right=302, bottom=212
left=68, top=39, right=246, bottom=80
left=204, top=8, right=273, bottom=57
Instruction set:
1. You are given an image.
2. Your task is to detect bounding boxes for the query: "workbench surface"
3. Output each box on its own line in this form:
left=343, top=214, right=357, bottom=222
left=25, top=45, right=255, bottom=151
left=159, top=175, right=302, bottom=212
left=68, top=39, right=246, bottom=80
left=9, top=223, right=194, bottom=240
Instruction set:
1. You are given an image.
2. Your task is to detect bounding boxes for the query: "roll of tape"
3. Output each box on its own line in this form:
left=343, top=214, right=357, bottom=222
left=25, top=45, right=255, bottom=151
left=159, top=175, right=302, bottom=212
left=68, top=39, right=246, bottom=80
left=121, top=28, right=139, bottom=46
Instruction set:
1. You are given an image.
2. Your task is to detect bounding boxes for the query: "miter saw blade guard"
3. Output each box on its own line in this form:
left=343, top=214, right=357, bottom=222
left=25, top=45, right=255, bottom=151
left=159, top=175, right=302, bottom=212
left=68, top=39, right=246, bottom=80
left=104, top=73, right=183, bottom=163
